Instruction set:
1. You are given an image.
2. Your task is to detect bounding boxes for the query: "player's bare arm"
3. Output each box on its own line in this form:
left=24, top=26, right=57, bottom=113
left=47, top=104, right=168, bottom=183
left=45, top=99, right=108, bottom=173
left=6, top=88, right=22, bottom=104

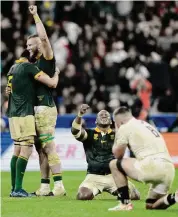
left=29, top=5, right=53, bottom=60
left=112, top=129, right=127, bottom=159
left=71, top=104, right=89, bottom=141
left=35, top=69, right=59, bottom=88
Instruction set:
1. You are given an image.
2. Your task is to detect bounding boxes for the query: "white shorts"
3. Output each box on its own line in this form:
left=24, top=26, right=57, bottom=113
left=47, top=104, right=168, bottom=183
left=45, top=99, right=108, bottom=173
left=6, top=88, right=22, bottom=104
left=78, top=174, right=136, bottom=197
left=134, top=157, right=175, bottom=198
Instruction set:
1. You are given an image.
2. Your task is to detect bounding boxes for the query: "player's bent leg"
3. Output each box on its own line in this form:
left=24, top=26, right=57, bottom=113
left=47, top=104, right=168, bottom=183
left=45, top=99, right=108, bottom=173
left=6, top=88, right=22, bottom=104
left=108, top=159, right=133, bottom=211
left=151, top=190, right=178, bottom=209
left=77, top=187, right=94, bottom=200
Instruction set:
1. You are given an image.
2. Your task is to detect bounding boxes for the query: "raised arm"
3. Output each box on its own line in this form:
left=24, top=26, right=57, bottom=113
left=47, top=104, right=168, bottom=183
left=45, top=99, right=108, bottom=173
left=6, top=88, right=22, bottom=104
left=71, top=104, right=89, bottom=142
left=29, top=5, right=53, bottom=60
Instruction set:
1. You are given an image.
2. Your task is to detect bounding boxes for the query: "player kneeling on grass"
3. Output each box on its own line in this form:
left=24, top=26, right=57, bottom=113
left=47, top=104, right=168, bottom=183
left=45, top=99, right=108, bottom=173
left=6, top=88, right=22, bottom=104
left=108, top=106, right=175, bottom=211
left=71, top=104, right=140, bottom=201
left=7, top=50, right=59, bottom=197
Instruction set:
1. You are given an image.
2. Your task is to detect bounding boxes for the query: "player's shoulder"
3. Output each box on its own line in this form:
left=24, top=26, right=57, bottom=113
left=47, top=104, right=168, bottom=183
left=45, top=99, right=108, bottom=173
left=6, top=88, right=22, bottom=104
left=42, top=54, right=55, bottom=62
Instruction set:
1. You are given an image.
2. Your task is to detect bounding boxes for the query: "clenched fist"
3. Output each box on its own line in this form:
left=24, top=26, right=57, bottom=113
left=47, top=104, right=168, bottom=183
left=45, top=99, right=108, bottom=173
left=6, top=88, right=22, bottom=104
left=29, top=5, right=37, bottom=15
left=78, top=104, right=90, bottom=117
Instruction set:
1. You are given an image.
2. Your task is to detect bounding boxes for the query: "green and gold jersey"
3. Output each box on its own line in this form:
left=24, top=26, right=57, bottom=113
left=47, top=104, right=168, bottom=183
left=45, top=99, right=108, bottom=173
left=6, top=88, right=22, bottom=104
left=7, top=62, right=42, bottom=118
left=34, top=55, right=56, bottom=107
left=82, top=128, right=115, bottom=175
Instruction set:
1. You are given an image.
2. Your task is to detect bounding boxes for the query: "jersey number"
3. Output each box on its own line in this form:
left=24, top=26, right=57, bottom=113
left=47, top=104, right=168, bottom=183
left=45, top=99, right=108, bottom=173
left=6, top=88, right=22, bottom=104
left=141, top=121, right=160, bottom=138
left=146, top=125, right=160, bottom=137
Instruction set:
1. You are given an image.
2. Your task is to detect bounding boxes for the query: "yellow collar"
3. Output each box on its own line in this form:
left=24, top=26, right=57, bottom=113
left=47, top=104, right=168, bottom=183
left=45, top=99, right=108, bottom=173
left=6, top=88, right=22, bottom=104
left=15, top=58, right=27, bottom=63
left=95, top=127, right=112, bottom=134
left=36, top=53, right=42, bottom=60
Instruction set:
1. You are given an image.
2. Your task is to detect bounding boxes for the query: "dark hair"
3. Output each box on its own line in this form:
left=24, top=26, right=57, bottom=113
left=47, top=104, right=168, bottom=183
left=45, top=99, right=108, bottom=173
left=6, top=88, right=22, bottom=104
left=20, top=49, right=30, bottom=59
left=27, top=34, right=39, bottom=40
left=113, top=106, right=131, bottom=117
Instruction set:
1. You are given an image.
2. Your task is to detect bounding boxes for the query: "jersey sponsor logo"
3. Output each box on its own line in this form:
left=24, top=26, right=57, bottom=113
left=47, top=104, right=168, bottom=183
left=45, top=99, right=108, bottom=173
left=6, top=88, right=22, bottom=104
left=101, top=140, right=107, bottom=144
left=94, top=134, right=98, bottom=140
left=37, top=95, right=44, bottom=101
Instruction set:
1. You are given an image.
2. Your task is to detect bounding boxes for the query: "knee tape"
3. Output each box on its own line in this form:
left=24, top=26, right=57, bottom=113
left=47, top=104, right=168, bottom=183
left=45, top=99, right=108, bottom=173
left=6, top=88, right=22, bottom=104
left=39, top=133, right=54, bottom=147
left=48, top=153, right=60, bottom=166
left=116, top=159, right=127, bottom=176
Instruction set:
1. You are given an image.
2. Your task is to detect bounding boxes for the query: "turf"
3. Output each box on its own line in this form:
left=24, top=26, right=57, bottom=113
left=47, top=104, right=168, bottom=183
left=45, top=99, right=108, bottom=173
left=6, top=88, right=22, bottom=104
left=1, top=170, right=178, bottom=217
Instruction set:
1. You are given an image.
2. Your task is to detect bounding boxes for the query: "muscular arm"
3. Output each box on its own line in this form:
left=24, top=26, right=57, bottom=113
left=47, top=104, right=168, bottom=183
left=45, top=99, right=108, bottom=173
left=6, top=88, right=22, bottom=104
left=71, top=116, right=88, bottom=142
left=112, top=128, right=128, bottom=159
left=31, top=8, right=53, bottom=60
left=35, top=71, right=59, bottom=88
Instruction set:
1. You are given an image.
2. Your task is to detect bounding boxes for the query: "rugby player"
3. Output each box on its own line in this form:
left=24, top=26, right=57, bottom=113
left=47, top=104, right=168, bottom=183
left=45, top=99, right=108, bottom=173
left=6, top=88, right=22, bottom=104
left=71, top=104, right=140, bottom=200
left=7, top=50, right=59, bottom=197
left=27, top=5, right=65, bottom=196
left=108, top=107, right=175, bottom=211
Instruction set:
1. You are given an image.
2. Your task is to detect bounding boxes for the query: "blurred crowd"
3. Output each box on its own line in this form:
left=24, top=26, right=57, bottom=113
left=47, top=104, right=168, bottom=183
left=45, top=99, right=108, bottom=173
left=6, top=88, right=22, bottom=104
left=1, top=1, right=178, bottom=119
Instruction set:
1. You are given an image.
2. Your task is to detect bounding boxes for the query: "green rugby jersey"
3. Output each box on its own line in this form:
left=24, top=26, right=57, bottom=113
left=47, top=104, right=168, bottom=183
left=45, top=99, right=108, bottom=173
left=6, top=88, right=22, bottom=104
left=7, top=62, right=42, bottom=117
left=34, top=55, right=56, bottom=107
left=82, top=127, right=115, bottom=175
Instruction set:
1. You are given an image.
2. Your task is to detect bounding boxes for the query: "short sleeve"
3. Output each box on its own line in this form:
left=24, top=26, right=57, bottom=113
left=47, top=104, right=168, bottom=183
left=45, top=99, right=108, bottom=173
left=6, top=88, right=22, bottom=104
left=25, top=64, right=44, bottom=79
left=114, top=126, right=128, bottom=148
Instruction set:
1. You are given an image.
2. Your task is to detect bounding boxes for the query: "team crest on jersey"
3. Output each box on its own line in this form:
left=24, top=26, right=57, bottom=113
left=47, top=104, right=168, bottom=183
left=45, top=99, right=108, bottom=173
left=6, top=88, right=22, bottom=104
left=110, top=135, right=115, bottom=140
left=94, top=134, right=98, bottom=140
left=37, top=95, right=44, bottom=101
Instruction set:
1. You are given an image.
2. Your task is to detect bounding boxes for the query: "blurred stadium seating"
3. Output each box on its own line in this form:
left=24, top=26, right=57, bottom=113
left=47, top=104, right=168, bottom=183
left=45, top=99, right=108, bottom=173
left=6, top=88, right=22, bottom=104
left=1, top=1, right=178, bottom=124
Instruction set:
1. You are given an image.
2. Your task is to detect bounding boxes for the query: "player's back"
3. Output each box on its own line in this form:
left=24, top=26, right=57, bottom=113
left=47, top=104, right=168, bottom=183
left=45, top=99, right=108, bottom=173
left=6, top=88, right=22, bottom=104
left=7, top=62, right=37, bottom=117
left=120, top=118, right=172, bottom=161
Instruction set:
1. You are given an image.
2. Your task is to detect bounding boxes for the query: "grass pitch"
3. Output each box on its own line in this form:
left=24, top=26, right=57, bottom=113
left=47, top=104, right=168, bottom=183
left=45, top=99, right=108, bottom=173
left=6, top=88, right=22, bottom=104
left=1, top=170, right=178, bottom=217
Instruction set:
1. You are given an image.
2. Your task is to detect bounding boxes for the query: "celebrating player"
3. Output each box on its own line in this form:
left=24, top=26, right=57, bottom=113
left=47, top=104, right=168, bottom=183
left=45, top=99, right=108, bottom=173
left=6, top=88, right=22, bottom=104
left=71, top=104, right=140, bottom=200
left=108, top=107, right=175, bottom=211
left=27, top=5, right=65, bottom=196
left=7, top=50, right=59, bottom=197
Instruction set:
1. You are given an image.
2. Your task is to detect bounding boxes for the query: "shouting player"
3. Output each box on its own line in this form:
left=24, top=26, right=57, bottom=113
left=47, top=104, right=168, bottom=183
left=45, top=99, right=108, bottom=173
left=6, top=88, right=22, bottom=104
left=108, top=107, right=175, bottom=211
left=71, top=104, right=140, bottom=200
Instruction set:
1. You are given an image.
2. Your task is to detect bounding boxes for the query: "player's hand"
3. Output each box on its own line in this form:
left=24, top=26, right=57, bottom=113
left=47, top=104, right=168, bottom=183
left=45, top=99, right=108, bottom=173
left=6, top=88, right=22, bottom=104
left=78, top=104, right=90, bottom=117
left=5, top=86, right=11, bottom=95
left=29, top=5, right=37, bottom=15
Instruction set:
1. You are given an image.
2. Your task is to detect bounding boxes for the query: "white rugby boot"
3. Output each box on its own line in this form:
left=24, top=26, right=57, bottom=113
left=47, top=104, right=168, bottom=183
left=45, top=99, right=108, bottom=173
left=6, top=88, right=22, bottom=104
left=52, top=181, right=66, bottom=196
left=35, top=184, right=51, bottom=196
left=108, top=202, right=133, bottom=211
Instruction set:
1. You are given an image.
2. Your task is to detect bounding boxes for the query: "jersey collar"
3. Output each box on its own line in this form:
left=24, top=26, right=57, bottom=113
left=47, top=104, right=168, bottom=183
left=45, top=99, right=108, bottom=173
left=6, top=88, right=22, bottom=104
left=15, top=58, right=27, bottom=63
left=95, top=127, right=112, bottom=134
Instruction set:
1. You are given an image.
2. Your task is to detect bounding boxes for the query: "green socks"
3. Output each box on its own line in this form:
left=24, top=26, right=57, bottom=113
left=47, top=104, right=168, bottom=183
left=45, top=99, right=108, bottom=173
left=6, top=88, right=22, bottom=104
left=10, top=155, right=18, bottom=191
left=53, top=173, right=62, bottom=182
left=14, top=156, right=28, bottom=191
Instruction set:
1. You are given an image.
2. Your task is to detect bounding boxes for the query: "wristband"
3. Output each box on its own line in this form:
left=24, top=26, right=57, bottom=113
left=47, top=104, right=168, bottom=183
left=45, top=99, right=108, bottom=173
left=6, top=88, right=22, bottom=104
left=34, top=15, right=40, bottom=23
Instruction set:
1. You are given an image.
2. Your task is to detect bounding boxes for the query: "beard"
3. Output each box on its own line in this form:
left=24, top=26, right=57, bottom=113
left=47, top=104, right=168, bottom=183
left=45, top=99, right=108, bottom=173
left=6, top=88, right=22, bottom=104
left=29, top=49, right=39, bottom=63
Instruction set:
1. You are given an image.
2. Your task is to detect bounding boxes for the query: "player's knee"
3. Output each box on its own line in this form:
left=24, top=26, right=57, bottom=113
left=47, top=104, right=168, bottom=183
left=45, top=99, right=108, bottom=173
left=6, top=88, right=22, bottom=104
left=77, top=187, right=94, bottom=200
left=47, top=152, right=60, bottom=166
left=109, top=159, right=117, bottom=170
left=20, top=145, right=33, bottom=159
left=39, top=133, right=54, bottom=148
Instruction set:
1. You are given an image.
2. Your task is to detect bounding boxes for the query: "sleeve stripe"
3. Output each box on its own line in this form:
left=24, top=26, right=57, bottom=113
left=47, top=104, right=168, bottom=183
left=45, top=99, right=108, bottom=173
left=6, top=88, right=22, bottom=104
left=43, top=55, right=53, bottom=60
left=34, top=71, right=44, bottom=79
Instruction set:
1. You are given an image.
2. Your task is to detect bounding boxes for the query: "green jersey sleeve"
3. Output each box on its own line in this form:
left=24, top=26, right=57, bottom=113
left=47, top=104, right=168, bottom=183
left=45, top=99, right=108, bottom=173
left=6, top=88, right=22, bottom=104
left=25, top=63, right=43, bottom=79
